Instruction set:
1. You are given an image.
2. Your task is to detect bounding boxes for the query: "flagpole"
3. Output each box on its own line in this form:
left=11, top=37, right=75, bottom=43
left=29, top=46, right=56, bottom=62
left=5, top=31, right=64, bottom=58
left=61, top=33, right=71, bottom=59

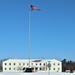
left=28, top=4, right=40, bottom=68
left=28, top=5, right=30, bottom=68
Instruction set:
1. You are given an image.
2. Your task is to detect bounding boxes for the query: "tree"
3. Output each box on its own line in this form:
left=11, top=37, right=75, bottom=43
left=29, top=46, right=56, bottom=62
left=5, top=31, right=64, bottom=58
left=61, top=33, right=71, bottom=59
left=62, top=59, right=67, bottom=72
left=17, top=66, right=23, bottom=71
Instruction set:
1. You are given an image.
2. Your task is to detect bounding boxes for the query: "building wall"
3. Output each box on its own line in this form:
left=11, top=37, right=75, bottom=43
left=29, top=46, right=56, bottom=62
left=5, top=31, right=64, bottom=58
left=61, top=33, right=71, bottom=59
left=2, top=59, right=62, bottom=72
left=47, top=59, right=62, bottom=72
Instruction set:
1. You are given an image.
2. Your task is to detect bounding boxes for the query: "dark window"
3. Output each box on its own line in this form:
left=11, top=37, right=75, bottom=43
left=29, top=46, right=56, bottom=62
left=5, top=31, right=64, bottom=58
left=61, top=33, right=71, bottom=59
left=40, top=68, right=42, bottom=70
left=36, top=63, right=37, bottom=65
left=58, top=68, right=60, bottom=70
left=5, top=68, right=7, bottom=70
left=23, top=63, right=25, bottom=65
left=19, top=63, right=21, bottom=65
left=5, top=63, right=7, bottom=65
left=27, top=63, right=29, bottom=65
left=40, top=63, right=41, bottom=65
left=13, top=63, right=16, bottom=65
left=35, top=67, right=38, bottom=70
left=53, top=68, right=55, bottom=70
left=14, top=68, right=15, bottom=70
left=49, top=68, right=51, bottom=70
left=53, top=63, right=55, bottom=65
left=58, top=63, right=60, bottom=65
left=9, top=68, right=11, bottom=70
left=9, top=63, right=11, bottom=65
left=43, top=63, right=45, bottom=65
left=31, top=63, right=33, bottom=65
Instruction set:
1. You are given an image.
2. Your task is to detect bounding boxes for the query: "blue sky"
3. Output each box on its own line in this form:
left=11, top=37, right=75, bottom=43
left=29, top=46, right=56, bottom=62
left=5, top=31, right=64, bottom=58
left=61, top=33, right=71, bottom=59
left=0, top=0, right=75, bottom=60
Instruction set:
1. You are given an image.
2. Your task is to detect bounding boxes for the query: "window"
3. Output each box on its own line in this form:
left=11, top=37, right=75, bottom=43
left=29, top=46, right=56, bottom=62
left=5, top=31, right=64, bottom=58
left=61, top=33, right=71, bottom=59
left=19, top=63, right=21, bottom=65
left=58, top=68, right=59, bottom=70
left=27, top=63, right=29, bottom=65
left=13, top=63, right=16, bottom=65
left=23, top=63, right=25, bottom=65
left=49, top=68, right=51, bottom=70
left=43, top=63, right=45, bottom=65
left=5, top=63, right=7, bottom=65
left=53, top=68, right=55, bottom=70
left=9, top=63, right=11, bottom=65
left=5, top=68, right=7, bottom=70
left=40, top=68, right=42, bottom=70
left=31, top=63, right=33, bottom=65
left=40, top=63, right=41, bottom=65
left=35, top=67, right=38, bottom=70
left=53, top=63, right=55, bottom=65
left=58, top=63, right=60, bottom=65
left=36, top=63, right=37, bottom=65
left=9, top=68, right=11, bottom=70
left=14, top=68, right=15, bottom=70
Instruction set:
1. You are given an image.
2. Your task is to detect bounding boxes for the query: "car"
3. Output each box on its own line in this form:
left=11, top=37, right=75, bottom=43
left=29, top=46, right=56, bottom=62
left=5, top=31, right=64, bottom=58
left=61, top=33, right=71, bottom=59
left=23, top=68, right=34, bottom=72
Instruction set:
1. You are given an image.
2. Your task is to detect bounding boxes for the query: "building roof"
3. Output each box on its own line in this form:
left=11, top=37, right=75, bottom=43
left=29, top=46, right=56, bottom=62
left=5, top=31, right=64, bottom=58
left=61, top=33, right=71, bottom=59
left=3, top=58, right=61, bottom=63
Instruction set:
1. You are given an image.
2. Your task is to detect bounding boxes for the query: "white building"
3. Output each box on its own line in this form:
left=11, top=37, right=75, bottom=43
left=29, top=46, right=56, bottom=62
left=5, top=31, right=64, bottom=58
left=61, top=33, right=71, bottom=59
left=2, top=59, right=62, bottom=72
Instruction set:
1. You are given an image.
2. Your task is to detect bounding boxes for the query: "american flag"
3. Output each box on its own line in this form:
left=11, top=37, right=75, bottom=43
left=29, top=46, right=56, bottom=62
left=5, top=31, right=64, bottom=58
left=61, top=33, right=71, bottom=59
left=30, top=5, right=41, bottom=11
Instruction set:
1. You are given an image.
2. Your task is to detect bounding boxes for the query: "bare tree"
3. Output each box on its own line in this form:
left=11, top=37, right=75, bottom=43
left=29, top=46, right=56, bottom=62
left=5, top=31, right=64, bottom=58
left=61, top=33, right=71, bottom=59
left=17, top=66, right=23, bottom=71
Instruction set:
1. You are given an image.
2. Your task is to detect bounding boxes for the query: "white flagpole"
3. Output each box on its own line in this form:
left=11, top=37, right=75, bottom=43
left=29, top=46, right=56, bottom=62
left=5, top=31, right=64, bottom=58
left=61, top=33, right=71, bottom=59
left=28, top=5, right=31, bottom=68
